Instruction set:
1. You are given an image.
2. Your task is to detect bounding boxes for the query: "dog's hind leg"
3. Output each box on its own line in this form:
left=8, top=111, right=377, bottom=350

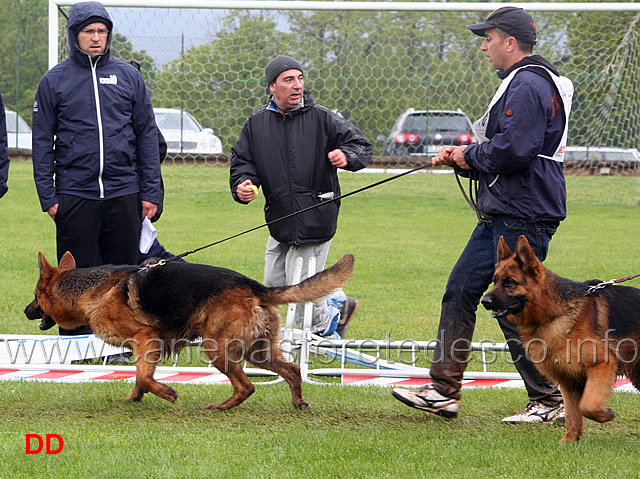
left=559, top=384, right=585, bottom=443
left=205, top=360, right=255, bottom=410
left=249, top=341, right=309, bottom=410
left=246, top=306, right=309, bottom=409
left=579, top=361, right=616, bottom=424
left=121, top=336, right=178, bottom=404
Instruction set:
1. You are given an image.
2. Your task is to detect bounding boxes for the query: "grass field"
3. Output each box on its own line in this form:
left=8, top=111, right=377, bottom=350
left=2, top=160, right=640, bottom=477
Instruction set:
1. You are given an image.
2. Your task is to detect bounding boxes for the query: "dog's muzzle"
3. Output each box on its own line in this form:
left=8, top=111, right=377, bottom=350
left=481, top=293, right=525, bottom=319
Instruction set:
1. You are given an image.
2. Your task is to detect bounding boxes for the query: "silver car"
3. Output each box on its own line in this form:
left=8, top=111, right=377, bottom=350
left=5, top=109, right=32, bottom=150
left=154, top=108, right=222, bottom=154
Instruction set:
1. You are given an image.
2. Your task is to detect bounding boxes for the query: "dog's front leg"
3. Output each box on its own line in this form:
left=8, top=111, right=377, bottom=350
left=559, top=384, right=584, bottom=443
left=579, top=361, right=616, bottom=424
left=205, top=361, right=255, bottom=410
left=121, top=338, right=177, bottom=403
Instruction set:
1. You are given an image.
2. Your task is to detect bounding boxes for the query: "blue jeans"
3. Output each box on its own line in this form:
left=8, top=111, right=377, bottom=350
left=430, top=216, right=563, bottom=404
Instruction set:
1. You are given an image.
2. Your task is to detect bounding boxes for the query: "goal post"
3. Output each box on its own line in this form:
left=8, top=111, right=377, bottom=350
left=48, top=1, right=640, bottom=203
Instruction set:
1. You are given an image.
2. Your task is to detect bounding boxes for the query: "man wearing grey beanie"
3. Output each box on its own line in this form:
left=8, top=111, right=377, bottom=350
left=230, top=55, right=372, bottom=338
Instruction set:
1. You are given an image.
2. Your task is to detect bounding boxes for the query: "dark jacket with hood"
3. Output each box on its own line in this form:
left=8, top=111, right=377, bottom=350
left=460, top=55, right=569, bottom=222
left=230, top=90, right=371, bottom=245
left=32, top=1, right=161, bottom=212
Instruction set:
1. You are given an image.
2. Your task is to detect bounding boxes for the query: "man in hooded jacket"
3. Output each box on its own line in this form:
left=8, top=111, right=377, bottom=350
left=32, top=1, right=162, bottom=335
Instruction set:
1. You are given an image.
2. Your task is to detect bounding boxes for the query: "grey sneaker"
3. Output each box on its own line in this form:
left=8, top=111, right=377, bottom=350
left=392, top=384, right=459, bottom=418
left=502, top=402, right=565, bottom=424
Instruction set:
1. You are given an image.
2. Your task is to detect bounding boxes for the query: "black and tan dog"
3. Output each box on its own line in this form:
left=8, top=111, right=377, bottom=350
left=482, top=235, right=640, bottom=442
left=24, top=251, right=354, bottom=411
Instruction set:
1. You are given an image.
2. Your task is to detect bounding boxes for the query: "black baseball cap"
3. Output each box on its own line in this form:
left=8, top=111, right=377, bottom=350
left=467, top=6, right=537, bottom=45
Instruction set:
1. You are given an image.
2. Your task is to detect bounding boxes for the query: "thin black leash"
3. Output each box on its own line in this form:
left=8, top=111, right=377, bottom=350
left=142, top=163, right=432, bottom=269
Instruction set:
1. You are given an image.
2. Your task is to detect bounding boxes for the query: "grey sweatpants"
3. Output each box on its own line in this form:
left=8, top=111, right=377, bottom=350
left=263, top=236, right=334, bottom=334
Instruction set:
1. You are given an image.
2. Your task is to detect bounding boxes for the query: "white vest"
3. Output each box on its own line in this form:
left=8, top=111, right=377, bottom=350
left=472, top=65, right=574, bottom=164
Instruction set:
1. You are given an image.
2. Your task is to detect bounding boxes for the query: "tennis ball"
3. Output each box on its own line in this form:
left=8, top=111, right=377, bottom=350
left=248, top=184, right=259, bottom=198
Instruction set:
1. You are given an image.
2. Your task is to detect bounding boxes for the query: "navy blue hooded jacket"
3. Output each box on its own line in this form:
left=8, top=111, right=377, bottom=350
left=32, top=1, right=161, bottom=212
left=461, top=55, right=569, bottom=222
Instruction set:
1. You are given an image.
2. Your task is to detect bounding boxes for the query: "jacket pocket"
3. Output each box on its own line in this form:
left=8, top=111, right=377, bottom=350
left=266, top=185, right=339, bottom=243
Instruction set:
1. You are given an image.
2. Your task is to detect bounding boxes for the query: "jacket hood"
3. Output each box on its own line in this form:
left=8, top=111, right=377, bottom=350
left=68, top=1, right=113, bottom=64
left=498, top=55, right=559, bottom=79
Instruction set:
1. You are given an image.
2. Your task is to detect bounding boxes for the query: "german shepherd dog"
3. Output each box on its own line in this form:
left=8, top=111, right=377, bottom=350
left=481, top=235, right=640, bottom=442
left=24, top=252, right=354, bottom=411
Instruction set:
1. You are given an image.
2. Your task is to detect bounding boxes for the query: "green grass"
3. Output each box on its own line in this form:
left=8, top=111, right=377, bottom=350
left=2, top=161, right=640, bottom=477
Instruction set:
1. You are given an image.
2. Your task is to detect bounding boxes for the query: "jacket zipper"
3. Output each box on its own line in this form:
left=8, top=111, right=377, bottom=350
left=89, top=56, right=105, bottom=199
left=283, top=114, right=298, bottom=245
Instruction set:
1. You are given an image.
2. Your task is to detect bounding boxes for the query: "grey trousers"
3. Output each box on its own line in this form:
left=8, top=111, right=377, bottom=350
left=264, top=236, right=334, bottom=334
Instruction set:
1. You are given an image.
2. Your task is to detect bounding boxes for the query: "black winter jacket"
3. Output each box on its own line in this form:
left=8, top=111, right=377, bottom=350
left=32, top=1, right=161, bottom=212
left=230, top=90, right=371, bottom=245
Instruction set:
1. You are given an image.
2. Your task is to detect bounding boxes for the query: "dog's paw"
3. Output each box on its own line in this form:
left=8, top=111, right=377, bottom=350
left=560, top=432, right=581, bottom=443
left=204, top=403, right=225, bottom=410
left=160, top=386, right=178, bottom=403
left=590, top=408, right=615, bottom=423
left=294, top=400, right=310, bottom=410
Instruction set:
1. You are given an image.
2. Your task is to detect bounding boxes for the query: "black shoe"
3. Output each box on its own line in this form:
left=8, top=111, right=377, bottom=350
left=336, top=297, right=358, bottom=337
left=106, top=352, right=132, bottom=364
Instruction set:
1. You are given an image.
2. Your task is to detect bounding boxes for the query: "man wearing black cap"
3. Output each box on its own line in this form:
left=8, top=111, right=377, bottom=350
left=393, top=7, right=574, bottom=423
left=230, top=55, right=372, bottom=338
left=32, top=1, right=162, bottom=337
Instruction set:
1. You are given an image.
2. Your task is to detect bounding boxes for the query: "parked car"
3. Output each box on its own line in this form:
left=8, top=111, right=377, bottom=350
left=153, top=108, right=222, bottom=154
left=379, top=108, right=477, bottom=156
left=5, top=108, right=32, bottom=149
left=563, top=146, right=640, bottom=163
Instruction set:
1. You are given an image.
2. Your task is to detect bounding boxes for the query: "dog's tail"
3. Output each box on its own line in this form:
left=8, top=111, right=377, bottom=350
left=264, top=254, right=354, bottom=305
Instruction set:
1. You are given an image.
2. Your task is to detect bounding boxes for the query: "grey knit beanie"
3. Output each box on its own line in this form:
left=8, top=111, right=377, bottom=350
left=264, top=55, right=304, bottom=86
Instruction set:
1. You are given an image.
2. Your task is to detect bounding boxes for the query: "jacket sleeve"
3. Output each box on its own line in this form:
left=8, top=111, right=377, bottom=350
left=229, top=119, right=259, bottom=204
left=328, top=113, right=372, bottom=172
left=132, top=72, right=162, bottom=205
left=464, top=75, right=546, bottom=175
left=0, top=91, right=9, bottom=198
left=32, top=75, right=59, bottom=211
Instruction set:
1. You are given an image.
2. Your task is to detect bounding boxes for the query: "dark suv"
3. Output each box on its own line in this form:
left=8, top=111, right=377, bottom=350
left=379, top=109, right=477, bottom=156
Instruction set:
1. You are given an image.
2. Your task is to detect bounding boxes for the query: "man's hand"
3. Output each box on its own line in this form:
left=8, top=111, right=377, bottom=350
left=142, top=201, right=158, bottom=220
left=432, top=145, right=471, bottom=170
left=328, top=149, right=348, bottom=168
left=236, top=179, right=258, bottom=203
left=47, top=204, right=58, bottom=220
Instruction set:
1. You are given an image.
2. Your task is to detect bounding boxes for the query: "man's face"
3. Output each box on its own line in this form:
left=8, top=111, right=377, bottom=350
left=76, top=22, right=109, bottom=58
left=269, top=69, right=304, bottom=113
left=480, top=28, right=511, bottom=70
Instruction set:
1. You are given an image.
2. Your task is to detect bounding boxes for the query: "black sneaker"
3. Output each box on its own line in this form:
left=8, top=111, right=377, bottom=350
left=336, top=297, right=358, bottom=337
left=106, top=352, right=133, bottom=364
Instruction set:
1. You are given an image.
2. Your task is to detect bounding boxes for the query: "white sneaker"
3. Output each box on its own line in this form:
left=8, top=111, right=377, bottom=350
left=392, top=384, right=459, bottom=418
left=502, top=402, right=565, bottom=424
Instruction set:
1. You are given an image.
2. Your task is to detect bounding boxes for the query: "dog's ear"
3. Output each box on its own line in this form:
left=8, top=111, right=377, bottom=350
left=38, top=251, right=54, bottom=275
left=58, top=251, right=76, bottom=270
left=515, top=235, right=542, bottom=272
left=496, top=236, right=513, bottom=262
